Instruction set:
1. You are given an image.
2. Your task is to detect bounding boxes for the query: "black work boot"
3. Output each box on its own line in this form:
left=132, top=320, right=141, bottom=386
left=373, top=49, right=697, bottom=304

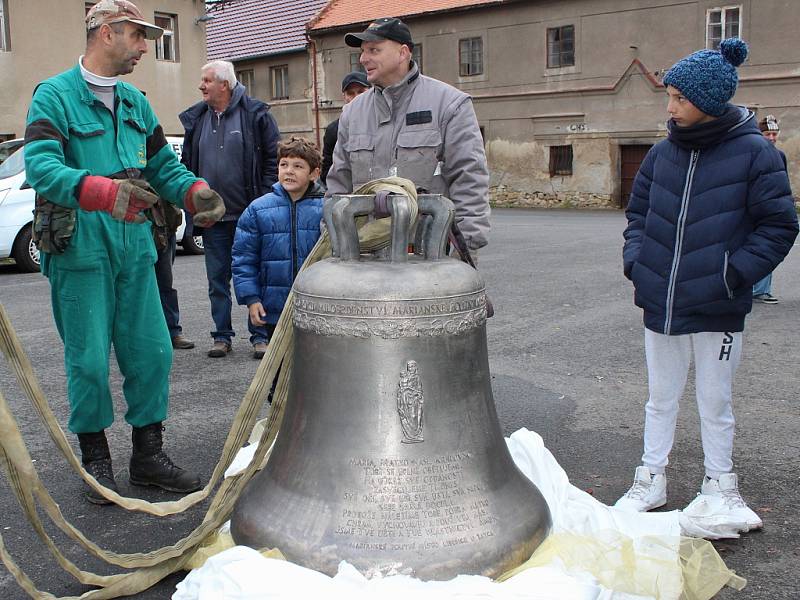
left=129, top=423, right=202, bottom=493
left=77, top=431, right=119, bottom=505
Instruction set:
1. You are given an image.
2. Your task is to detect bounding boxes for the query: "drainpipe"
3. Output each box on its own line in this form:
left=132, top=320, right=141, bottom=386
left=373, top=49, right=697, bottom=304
left=306, top=33, right=322, bottom=148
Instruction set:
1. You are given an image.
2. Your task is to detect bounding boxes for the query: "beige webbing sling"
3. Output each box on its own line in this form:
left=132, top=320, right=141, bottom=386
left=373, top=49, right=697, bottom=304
left=0, top=179, right=418, bottom=598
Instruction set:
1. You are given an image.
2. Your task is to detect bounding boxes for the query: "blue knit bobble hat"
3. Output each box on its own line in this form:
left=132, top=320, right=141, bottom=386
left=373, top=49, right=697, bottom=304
left=662, top=38, right=749, bottom=117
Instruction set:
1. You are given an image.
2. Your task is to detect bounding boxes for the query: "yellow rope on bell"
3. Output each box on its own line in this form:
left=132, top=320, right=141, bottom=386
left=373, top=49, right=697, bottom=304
left=0, top=178, right=416, bottom=598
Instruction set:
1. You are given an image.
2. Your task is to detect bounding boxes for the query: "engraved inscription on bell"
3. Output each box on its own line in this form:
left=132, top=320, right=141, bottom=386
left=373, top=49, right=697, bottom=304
left=292, top=290, right=487, bottom=339
left=332, top=452, right=497, bottom=554
left=397, top=360, right=424, bottom=443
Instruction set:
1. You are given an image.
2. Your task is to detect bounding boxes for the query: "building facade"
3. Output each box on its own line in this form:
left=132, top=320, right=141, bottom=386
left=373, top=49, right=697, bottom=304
left=308, top=0, right=800, bottom=208
left=0, top=0, right=209, bottom=140
left=205, top=0, right=328, bottom=143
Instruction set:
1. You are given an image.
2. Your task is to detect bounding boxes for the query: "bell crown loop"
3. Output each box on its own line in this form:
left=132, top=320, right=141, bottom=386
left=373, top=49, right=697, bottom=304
left=325, top=192, right=454, bottom=262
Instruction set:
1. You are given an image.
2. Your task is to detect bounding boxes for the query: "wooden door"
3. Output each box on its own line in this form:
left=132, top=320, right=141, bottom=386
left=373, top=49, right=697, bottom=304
left=619, top=145, right=652, bottom=208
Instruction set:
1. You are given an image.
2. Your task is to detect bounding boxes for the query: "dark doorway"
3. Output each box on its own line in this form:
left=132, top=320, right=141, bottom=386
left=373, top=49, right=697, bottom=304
left=619, top=145, right=652, bottom=208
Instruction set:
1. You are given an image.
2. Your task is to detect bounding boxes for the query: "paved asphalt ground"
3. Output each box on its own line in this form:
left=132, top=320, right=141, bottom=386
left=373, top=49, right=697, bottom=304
left=0, top=208, right=798, bottom=599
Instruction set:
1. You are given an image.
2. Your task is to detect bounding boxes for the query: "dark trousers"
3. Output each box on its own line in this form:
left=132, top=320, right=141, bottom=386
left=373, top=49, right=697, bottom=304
left=202, top=220, right=267, bottom=344
left=154, top=233, right=181, bottom=337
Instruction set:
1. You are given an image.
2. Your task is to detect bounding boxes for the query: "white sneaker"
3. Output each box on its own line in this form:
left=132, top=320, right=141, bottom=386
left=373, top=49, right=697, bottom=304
left=700, top=473, right=763, bottom=530
left=614, top=466, right=667, bottom=512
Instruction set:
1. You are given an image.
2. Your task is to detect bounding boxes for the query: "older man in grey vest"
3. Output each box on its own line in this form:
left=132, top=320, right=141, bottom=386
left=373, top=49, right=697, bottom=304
left=326, top=17, right=491, bottom=253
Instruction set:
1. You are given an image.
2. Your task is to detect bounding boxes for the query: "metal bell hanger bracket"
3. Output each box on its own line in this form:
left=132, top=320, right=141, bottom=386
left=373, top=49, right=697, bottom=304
left=324, top=193, right=455, bottom=262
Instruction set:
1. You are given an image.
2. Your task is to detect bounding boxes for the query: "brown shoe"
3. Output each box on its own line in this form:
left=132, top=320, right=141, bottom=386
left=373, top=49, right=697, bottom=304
left=253, top=342, right=268, bottom=360
left=171, top=335, right=195, bottom=350
left=208, top=341, right=231, bottom=358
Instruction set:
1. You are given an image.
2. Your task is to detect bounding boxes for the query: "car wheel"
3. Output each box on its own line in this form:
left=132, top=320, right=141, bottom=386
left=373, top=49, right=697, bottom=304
left=12, top=224, right=40, bottom=273
left=182, top=231, right=205, bottom=255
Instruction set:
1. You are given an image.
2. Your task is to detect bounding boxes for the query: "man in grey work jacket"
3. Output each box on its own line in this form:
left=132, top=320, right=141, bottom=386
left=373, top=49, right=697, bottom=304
left=326, top=17, right=491, bottom=253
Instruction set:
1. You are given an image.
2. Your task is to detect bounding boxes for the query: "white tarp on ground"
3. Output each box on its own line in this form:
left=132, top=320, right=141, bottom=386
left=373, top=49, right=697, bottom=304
left=173, top=429, right=745, bottom=600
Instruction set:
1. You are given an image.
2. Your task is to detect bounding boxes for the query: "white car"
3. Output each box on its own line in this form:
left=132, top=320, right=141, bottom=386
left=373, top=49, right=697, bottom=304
left=0, top=138, right=24, bottom=164
left=0, top=137, right=202, bottom=273
left=0, top=145, right=38, bottom=272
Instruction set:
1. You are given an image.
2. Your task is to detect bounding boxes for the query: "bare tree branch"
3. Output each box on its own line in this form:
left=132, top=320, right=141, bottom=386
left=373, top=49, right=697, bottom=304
left=205, top=0, right=247, bottom=14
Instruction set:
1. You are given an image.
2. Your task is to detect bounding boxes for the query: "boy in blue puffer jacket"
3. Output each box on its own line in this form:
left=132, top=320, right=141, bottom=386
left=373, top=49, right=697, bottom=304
left=615, top=39, right=798, bottom=530
left=232, top=137, right=324, bottom=359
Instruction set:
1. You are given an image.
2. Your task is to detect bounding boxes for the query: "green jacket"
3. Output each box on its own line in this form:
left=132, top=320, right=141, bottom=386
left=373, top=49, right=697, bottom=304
left=24, top=64, right=200, bottom=272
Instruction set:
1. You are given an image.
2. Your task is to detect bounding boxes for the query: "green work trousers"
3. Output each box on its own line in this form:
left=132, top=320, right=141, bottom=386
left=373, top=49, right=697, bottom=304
left=45, top=213, right=172, bottom=434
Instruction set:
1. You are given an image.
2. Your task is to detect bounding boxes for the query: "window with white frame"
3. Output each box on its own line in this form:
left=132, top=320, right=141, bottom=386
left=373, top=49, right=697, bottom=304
left=237, top=69, right=254, bottom=93
left=459, top=37, right=483, bottom=77
left=154, top=13, right=178, bottom=61
left=270, top=65, right=289, bottom=100
left=1, top=0, right=10, bottom=52
left=706, top=5, right=741, bottom=50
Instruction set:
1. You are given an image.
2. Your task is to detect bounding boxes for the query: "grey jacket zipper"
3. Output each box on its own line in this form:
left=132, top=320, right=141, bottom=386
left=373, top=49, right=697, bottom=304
left=664, top=149, right=699, bottom=334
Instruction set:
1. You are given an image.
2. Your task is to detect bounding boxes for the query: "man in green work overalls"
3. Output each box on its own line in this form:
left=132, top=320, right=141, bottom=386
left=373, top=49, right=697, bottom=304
left=24, top=0, right=225, bottom=504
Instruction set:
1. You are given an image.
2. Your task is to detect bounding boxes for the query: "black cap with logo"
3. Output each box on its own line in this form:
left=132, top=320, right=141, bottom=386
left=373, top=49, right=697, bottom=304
left=345, top=17, right=414, bottom=50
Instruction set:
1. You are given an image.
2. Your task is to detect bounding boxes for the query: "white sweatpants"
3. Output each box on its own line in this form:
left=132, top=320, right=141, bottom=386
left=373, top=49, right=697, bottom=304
left=641, top=328, right=742, bottom=479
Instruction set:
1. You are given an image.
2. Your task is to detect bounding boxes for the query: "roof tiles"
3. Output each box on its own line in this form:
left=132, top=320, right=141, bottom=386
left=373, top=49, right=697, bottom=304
left=308, top=0, right=507, bottom=32
left=207, top=0, right=329, bottom=61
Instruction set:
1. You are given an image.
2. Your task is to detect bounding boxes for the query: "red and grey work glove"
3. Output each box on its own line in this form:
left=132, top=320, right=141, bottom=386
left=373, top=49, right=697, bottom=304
left=78, top=176, right=159, bottom=224
left=184, top=181, right=225, bottom=227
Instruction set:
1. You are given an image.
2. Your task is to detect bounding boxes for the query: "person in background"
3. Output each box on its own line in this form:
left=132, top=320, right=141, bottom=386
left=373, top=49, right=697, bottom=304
left=24, top=0, right=225, bottom=504
left=320, top=71, right=371, bottom=185
left=616, top=39, right=798, bottom=530
left=153, top=200, right=194, bottom=349
left=180, top=60, right=281, bottom=358
left=232, top=137, right=324, bottom=359
left=752, top=114, right=788, bottom=304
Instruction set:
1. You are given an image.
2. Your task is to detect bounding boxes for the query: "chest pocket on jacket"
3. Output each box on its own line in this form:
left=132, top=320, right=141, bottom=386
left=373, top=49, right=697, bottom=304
left=345, top=133, right=375, bottom=189
left=69, top=122, right=105, bottom=138
left=66, top=121, right=106, bottom=167
left=121, top=116, right=148, bottom=167
left=396, top=129, right=441, bottom=191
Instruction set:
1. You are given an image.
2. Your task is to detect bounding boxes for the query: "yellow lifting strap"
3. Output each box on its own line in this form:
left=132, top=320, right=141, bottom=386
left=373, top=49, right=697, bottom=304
left=0, top=179, right=417, bottom=598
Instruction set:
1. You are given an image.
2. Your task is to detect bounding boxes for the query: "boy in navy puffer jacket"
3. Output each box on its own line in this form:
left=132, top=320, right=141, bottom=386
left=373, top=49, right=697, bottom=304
left=232, top=137, right=324, bottom=359
left=615, top=39, right=798, bottom=530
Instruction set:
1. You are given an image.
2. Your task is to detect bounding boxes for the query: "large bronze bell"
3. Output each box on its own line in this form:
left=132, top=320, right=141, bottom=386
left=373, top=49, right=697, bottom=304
left=231, top=193, right=551, bottom=579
